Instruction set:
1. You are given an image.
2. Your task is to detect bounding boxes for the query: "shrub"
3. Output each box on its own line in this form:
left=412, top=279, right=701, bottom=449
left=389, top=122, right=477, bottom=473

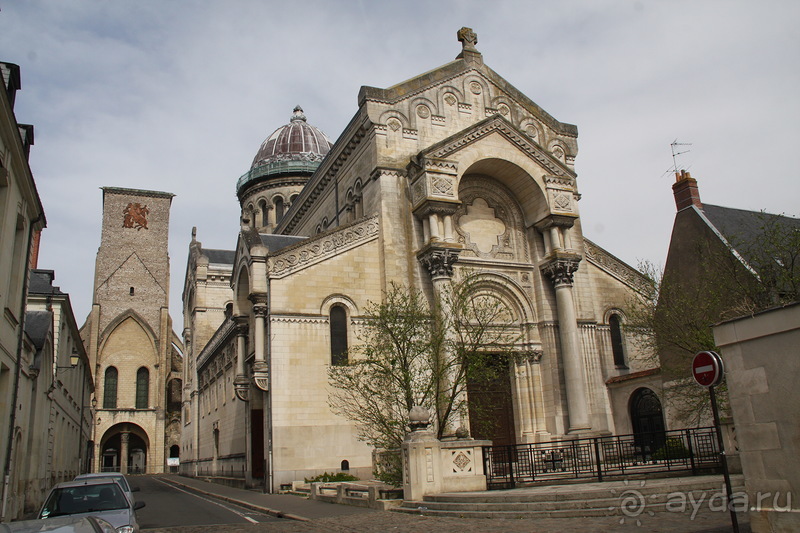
left=652, top=438, right=691, bottom=460
left=305, top=471, right=359, bottom=483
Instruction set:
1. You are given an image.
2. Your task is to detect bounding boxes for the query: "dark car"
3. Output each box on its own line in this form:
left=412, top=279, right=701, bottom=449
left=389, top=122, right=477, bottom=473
left=38, top=478, right=144, bottom=533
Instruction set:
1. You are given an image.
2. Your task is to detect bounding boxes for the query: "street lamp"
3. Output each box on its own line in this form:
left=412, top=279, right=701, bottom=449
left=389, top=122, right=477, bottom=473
left=56, top=349, right=80, bottom=369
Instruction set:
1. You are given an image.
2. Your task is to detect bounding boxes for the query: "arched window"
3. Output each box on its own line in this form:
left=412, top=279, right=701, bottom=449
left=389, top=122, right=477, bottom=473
left=609, top=314, right=627, bottom=368
left=274, top=197, right=285, bottom=223
left=136, top=367, right=149, bottom=409
left=258, top=199, right=268, bottom=227
left=330, top=306, right=348, bottom=366
left=167, top=378, right=182, bottom=413
left=103, top=367, right=118, bottom=408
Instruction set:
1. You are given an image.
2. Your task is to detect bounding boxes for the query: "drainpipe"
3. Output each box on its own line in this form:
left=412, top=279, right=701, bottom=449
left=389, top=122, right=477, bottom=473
left=2, top=212, right=43, bottom=521
left=266, top=276, right=274, bottom=494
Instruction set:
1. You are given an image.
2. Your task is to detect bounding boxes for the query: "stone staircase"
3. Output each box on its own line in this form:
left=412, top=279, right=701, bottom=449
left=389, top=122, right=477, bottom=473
left=394, top=474, right=744, bottom=518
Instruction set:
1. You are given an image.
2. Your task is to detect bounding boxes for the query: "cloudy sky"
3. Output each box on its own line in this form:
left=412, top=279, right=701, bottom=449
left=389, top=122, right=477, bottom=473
left=3, top=1, right=799, bottom=328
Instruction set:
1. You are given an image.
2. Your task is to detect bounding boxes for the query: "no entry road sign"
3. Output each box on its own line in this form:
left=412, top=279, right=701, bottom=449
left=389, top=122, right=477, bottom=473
left=692, top=350, right=724, bottom=387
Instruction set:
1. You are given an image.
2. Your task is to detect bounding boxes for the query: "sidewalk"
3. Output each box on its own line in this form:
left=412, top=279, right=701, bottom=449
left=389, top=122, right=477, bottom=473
left=151, top=474, right=750, bottom=533
left=157, top=474, right=374, bottom=521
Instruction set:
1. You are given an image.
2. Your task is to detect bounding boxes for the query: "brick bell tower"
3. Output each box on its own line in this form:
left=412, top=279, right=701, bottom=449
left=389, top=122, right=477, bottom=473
left=83, top=187, right=182, bottom=475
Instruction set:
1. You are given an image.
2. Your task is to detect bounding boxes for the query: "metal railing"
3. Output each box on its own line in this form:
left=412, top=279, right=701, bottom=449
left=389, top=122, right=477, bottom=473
left=483, top=427, right=720, bottom=489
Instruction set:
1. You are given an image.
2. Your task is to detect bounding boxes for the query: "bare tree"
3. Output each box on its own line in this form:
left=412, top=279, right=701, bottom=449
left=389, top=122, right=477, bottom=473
left=327, top=274, right=520, bottom=483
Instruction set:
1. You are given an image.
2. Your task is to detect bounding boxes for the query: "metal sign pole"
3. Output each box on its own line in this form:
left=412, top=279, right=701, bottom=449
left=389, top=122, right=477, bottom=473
left=708, top=384, right=739, bottom=533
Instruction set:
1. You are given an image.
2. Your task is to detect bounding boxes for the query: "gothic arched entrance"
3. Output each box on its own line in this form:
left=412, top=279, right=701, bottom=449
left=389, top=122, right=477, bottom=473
left=630, top=388, right=666, bottom=457
left=99, top=423, right=150, bottom=474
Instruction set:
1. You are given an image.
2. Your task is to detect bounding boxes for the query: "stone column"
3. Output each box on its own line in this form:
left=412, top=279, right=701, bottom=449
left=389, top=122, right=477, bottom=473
left=428, top=213, right=440, bottom=241
left=252, top=302, right=269, bottom=391
left=233, top=318, right=249, bottom=402
left=541, top=254, right=590, bottom=432
left=443, top=215, right=454, bottom=242
left=120, top=431, right=130, bottom=474
left=417, top=243, right=462, bottom=434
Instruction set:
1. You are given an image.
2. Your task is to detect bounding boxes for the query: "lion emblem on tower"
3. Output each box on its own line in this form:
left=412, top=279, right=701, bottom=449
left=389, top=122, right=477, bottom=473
left=123, top=202, right=149, bottom=230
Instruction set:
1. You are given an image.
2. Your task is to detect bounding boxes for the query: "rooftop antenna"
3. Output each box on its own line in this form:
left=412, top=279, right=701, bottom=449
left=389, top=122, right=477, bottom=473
left=670, top=139, right=692, bottom=173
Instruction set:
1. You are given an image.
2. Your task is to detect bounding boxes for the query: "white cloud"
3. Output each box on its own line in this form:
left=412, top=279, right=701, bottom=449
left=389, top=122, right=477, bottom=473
left=2, top=0, right=798, bottom=325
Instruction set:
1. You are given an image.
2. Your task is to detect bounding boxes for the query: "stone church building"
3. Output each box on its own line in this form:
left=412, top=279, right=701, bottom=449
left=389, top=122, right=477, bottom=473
left=82, top=187, right=184, bottom=474
left=180, top=29, right=659, bottom=490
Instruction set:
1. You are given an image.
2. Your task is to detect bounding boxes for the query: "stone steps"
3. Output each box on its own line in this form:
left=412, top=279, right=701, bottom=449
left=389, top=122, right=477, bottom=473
left=394, top=475, right=743, bottom=518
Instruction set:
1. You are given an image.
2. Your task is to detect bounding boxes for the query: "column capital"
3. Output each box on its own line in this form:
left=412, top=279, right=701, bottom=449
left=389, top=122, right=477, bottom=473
left=252, top=303, right=268, bottom=318
left=540, top=252, right=581, bottom=287
left=515, top=349, right=543, bottom=364
left=233, top=316, right=249, bottom=336
left=252, top=361, right=269, bottom=392
left=233, top=374, right=250, bottom=402
left=417, top=243, right=462, bottom=280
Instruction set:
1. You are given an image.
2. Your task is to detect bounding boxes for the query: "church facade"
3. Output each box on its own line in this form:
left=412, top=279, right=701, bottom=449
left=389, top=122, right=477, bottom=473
left=180, top=29, right=660, bottom=490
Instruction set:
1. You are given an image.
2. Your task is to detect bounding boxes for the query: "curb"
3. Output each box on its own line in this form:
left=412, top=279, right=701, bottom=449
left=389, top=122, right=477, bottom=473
left=159, top=476, right=311, bottom=522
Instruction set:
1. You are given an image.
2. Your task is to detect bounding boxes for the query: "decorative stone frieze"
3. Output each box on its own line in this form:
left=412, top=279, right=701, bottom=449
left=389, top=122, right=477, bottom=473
left=583, top=238, right=652, bottom=295
left=269, top=216, right=379, bottom=278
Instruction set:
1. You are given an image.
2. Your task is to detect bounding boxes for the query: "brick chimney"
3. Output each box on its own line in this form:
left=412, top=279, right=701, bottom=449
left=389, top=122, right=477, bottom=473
left=672, top=170, right=702, bottom=211
left=29, top=229, right=41, bottom=269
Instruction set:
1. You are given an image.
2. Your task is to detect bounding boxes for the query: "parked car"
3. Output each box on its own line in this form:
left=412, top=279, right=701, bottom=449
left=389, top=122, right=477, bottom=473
left=1, top=515, right=116, bottom=532
left=37, top=478, right=144, bottom=533
left=73, top=473, right=138, bottom=505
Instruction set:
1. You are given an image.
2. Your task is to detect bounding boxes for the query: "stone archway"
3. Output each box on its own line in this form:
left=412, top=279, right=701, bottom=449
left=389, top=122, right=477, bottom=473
left=99, top=423, right=150, bottom=474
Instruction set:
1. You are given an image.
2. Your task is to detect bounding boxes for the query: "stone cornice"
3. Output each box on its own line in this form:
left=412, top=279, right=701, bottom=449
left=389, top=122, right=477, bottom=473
left=269, top=215, right=379, bottom=278
left=583, top=238, right=651, bottom=295
left=420, top=115, right=575, bottom=178
left=358, top=63, right=577, bottom=137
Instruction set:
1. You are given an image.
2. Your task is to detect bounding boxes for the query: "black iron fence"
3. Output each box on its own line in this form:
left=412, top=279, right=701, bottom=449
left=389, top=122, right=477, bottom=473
left=483, top=427, right=720, bottom=489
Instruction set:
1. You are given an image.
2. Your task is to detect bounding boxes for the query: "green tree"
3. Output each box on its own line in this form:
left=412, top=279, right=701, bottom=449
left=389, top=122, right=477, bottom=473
left=327, top=275, right=520, bottom=483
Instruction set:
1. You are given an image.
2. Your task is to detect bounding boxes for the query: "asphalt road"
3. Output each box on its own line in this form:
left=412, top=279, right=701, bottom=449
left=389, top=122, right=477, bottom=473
left=132, top=475, right=280, bottom=529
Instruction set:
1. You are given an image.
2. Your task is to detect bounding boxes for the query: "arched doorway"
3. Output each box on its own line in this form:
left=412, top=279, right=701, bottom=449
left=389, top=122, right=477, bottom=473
left=630, top=388, right=666, bottom=458
left=99, top=423, right=150, bottom=474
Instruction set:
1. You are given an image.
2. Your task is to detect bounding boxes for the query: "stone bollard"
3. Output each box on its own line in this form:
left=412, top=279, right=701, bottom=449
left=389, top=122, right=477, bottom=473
left=402, top=406, right=442, bottom=500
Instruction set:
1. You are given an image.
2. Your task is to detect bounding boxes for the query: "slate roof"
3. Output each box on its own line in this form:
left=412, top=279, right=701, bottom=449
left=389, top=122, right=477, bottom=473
left=28, top=269, right=65, bottom=295
left=204, top=249, right=236, bottom=265
left=259, top=234, right=306, bottom=253
left=701, top=204, right=800, bottom=271
left=24, top=310, right=52, bottom=351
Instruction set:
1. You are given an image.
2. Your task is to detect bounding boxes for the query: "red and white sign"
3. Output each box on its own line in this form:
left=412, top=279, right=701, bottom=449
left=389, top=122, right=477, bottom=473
left=692, top=350, right=724, bottom=387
